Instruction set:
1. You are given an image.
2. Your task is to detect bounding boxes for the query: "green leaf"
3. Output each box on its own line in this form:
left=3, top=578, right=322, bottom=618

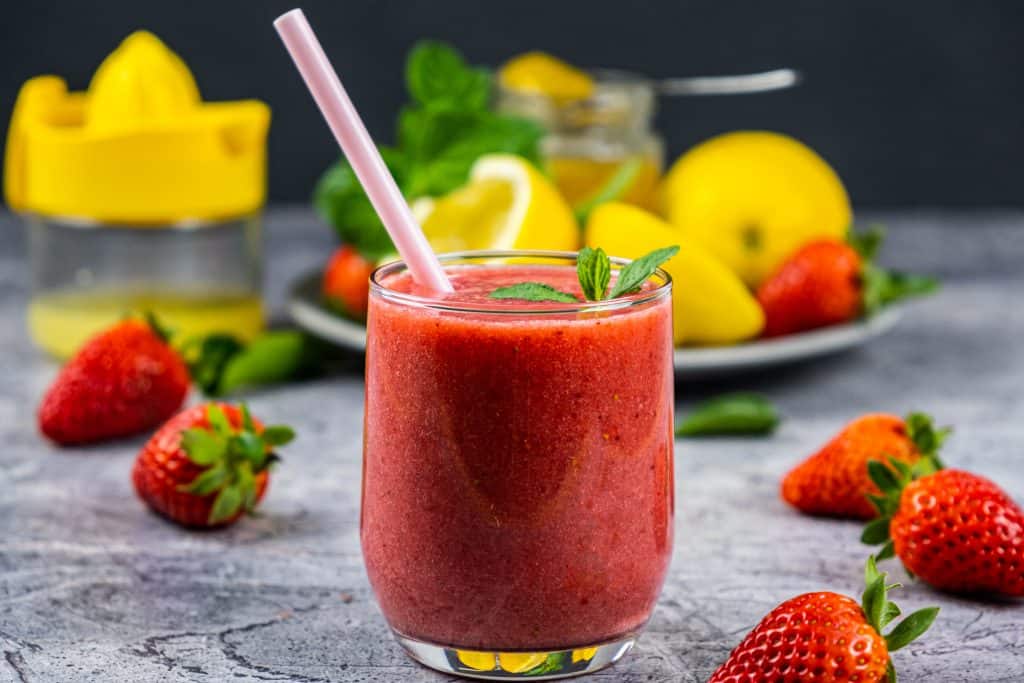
left=181, top=334, right=245, bottom=396
left=866, top=493, right=892, bottom=517
left=489, top=282, right=579, bottom=303
left=240, top=403, right=255, bottom=432
left=179, top=464, right=228, bottom=496
left=524, top=653, right=565, bottom=676
left=867, top=459, right=901, bottom=494
left=675, top=393, right=780, bottom=437
left=608, top=245, right=679, bottom=298
left=573, top=157, right=644, bottom=223
left=905, top=412, right=950, bottom=464
left=880, top=601, right=902, bottom=629
left=887, top=659, right=898, bottom=683
left=405, top=41, right=490, bottom=111
left=885, top=607, right=939, bottom=652
left=875, top=539, right=897, bottom=561
left=848, top=225, right=886, bottom=261
left=861, top=575, right=886, bottom=630
left=577, top=247, right=611, bottom=301
left=861, top=517, right=892, bottom=545
left=262, top=425, right=296, bottom=447
left=235, top=431, right=267, bottom=468
left=236, top=461, right=258, bottom=512
left=865, top=555, right=883, bottom=587
left=206, top=404, right=232, bottom=436
left=180, top=428, right=227, bottom=466
left=209, top=485, right=244, bottom=525
left=863, top=265, right=939, bottom=315
left=218, top=331, right=309, bottom=395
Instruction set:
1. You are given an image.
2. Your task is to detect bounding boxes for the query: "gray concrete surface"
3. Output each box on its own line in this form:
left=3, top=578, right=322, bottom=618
left=1, top=208, right=1022, bottom=682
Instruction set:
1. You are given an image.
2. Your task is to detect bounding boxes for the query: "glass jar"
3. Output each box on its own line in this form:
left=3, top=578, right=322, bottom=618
left=496, top=70, right=663, bottom=211
left=24, top=214, right=264, bottom=358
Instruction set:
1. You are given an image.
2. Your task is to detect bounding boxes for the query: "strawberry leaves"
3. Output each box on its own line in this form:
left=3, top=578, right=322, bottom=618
left=180, top=404, right=294, bottom=524
left=848, top=226, right=939, bottom=315
left=861, top=556, right=939, bottom=682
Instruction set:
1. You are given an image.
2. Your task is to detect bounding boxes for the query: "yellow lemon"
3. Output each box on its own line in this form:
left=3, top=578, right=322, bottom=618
left=412, top=154, right=579, bottom=254
left=498, top=653, right=548, bottom=673
left=660, top=131, right=851, bottom=287
left=586, top=202, right=764, bottom=345
left=572, top=647, right=598, bottom=663
left=498, top=51, right=594, bottom=101
left=456, top=650, right=495, bottom=671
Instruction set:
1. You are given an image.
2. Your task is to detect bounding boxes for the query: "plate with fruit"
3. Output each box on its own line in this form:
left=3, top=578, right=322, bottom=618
left=289, top=44, right=934, bottom=377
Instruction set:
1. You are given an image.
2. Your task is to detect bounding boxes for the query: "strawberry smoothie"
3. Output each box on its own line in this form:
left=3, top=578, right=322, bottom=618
left=361, top=254, right=674, bottom=671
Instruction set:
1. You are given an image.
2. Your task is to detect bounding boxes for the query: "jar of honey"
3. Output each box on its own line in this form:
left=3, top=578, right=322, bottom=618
left=496, top=65, right=663, bottom=212
left=4, top=31, right=270, bottom=358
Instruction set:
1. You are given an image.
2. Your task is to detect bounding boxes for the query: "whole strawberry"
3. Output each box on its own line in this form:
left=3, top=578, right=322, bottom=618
left=132, top=403, right=294, bottom=528
left=782, top=412, right=948, bottom=519
left=709, top=558, right=937, bottom=683
left=863, top=464, right=1024, bottom=596
left=322, top=244, right=375, bottom=320
left=39, top=316, right=190, bottom=445
left=757, top=239, right=862, bottom=337
left=757, top=229, right=937, bottom=338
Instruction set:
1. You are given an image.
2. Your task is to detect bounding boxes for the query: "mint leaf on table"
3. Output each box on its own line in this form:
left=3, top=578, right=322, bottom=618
left=577, top=246, right=611, bottom=301
left=489, top=283, right=579, bottom=303
left=607, top=245, right=679, bottom=298
left=675, top=393, right=781, bottom=437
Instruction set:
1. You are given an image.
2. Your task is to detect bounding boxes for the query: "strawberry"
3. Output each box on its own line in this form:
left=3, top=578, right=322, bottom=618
left=782, top=412, right=948, bottom=519
left=38, top=316, right=190, bottom=445
left=862, top=464, right=1024, bottom=596
left=756, top=229, right=937, bottom=338
left=709, top=557, right=938, bottom=683
left=132, top=403, right=294, bottom=528
left=322, top=244, right=375, bottom=319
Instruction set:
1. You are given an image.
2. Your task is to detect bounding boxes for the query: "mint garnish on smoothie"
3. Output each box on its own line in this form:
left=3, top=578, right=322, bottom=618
left=489, top=245, right=679, bottom=303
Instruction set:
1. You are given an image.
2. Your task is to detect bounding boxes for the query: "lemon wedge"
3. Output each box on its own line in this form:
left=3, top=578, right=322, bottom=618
left=586, top=202, right=764, bottom=345
left=660, top=131, right=851, bottom=287
left=412, top=154, right=579, bottom=254
left=498, top=51, right=594, bottom=101
left=498, top=653, right=548, bottom=673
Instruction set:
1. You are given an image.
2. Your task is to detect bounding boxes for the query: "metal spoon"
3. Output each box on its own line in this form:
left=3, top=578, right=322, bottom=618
left=657, top=68, right=800, bottom=96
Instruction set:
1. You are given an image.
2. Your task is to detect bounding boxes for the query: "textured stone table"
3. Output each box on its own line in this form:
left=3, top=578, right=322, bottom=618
left=1, top=208, right=1022, bottom=682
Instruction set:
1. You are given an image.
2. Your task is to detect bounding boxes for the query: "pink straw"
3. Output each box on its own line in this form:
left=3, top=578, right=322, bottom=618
left=274, top=9, right=453, bottom=293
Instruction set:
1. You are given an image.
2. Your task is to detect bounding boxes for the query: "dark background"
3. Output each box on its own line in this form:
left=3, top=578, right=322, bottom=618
left=3, top=1, right=1022, bottom=207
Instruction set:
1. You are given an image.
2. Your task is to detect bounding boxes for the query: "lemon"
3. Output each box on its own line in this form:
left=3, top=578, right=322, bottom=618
left=456, top=650, right=495, bottom=671
left=498, top=653, right=548, bottom=673
left=498, top=51, right=594, bottom=101
left=586, top=202, right=764, bottom=345
left=412, top=154, right=579, bottom=254
left=660, top=131, right=851, bottom=287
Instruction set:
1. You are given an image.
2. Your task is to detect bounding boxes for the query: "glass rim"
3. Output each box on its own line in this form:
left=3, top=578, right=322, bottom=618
left=369, top=249, right=672, bottom=316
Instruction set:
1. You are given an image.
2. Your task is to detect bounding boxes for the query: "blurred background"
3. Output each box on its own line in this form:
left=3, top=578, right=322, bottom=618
left=3, top=0, right=1022, bottom=208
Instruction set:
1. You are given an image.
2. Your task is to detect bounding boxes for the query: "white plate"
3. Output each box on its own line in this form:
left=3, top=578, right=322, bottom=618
left=288, top=272, right=903, bottom=378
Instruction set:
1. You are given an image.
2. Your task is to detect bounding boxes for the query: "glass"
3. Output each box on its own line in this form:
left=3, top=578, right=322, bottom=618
left=362, top=251, right=675, bottom=679
left=25, top=214, right=264, bottom=358
left=496, top=71, right=663, bottom=210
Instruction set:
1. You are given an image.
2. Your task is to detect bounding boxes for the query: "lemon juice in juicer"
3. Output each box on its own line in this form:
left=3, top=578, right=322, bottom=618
left=5, top=32, right=270, bottom=358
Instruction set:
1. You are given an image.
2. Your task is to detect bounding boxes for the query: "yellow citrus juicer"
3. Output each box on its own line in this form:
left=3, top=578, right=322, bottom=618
left=5, top=31, right=270, bottom=358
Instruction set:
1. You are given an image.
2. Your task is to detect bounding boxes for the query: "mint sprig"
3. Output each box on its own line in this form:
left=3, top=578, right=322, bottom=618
left=488, top=245, right=678, bottom=303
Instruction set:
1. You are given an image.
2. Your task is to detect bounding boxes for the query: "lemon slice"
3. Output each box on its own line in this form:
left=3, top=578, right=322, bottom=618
left=498, top=652, right=548, bottom=673
left=412, top=154, right=579, bottom=254
left=498, top=51, right=594, bottom=101
left=586, top=202, right=764, bottom=345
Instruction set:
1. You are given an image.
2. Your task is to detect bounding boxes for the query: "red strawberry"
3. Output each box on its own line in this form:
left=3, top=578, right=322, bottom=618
left=39, top=317, right=190, bottom=445
left=782, top=412, right=948, bottom=519
left=863, top=465, right=1024, bottom=596
left=322, top=245, right=375, bottom=319
left=709, top=558, right=937, bottom=683
left=756, top=239, right=863, bottom=337
left=132, top=403, right=294, bottom=528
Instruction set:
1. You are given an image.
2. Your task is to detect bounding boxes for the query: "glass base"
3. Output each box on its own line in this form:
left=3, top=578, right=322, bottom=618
left=394, top=631, right=636, bottom=680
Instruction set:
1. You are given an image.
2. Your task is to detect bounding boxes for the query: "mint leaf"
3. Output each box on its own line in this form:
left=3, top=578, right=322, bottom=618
left=218, top=331, right=309, bottom=396
left=577, top=247, right=611, bottom=301
left=406, top=41, right=490, bottom=111
left=608, top=245, right=679, bottom=298
left=675, top=393, right=780, bottom=437
left=490, top=282, right=579, bottom=303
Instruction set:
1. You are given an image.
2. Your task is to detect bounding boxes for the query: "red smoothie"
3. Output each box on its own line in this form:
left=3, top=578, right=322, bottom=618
left=362, top=257, right=674, bottom=652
